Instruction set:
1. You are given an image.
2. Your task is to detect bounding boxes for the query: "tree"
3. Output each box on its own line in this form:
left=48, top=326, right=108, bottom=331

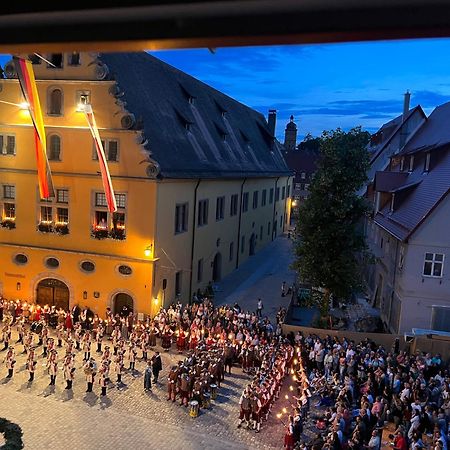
left=293, top=127, right=370, bottom=315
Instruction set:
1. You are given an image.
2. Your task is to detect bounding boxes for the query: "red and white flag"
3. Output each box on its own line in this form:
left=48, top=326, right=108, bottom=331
left=83, top=104, right=117, bottom=212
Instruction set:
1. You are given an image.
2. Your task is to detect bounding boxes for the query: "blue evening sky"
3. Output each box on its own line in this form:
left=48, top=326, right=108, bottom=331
left=2, top=38, right=450, bottom=142
left=150, top=38, right=450, bottom=141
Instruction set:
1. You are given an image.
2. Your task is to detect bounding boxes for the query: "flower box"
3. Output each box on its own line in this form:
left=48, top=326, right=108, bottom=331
left=92, top=228, right=109, bottom=239
left=38, top=222, right=53, bottom=233
left=55, top=223, right=69, bottom=235
left=1, top=219, right=16, bottom=229
left=109, top=228, right=126, bottom=240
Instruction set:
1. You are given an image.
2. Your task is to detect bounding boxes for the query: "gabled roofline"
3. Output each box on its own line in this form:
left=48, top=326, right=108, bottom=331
left=406, top=187, right=450, bottom=242
left=369, top=105, right=426, bottom=165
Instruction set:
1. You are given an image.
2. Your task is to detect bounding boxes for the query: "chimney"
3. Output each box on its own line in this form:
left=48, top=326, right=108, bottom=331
left=402, top=90, right=411, bottom=122
left=267, top=109, right=276, bottom=137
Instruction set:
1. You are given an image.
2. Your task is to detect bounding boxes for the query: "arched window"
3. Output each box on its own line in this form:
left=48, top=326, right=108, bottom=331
left=48, top=88, right=63, bottom=115
left=48, top=135, right=61, bottom=161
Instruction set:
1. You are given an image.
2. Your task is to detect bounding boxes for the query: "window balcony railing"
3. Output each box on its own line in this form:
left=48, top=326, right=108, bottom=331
left=1, top=218, right=16, bottom=229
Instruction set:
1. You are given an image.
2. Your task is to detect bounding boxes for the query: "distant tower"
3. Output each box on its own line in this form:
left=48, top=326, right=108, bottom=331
left=284, top=115, right=297, bottom=151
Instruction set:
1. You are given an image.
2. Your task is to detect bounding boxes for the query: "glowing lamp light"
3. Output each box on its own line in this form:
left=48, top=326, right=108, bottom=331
left=153, top=297, right=159, bottom=305
left=282, top=408, right=287, bottom=414
left=19, top=102, right=30, bottom=110
left=144, top=244, right=153, bottom=257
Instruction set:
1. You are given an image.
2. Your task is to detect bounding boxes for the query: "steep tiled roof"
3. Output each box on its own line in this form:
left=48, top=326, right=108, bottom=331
left=99, top=52, right=291, bottom=179
left=399, top=102, right=450, bottom=155
left=374, top=143, right=450, bottom=241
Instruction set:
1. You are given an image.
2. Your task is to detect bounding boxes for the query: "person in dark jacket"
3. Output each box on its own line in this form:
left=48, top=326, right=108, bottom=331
left=151, top=351, right=162, bottom=384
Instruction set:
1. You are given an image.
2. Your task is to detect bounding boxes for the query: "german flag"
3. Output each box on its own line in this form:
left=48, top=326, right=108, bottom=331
left=13, top=56, right=54, bottom=199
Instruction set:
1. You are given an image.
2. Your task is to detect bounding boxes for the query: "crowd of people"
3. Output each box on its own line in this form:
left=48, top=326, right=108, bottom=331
left=1, top=295, right=448, bottom=450
left=282, top=332, right=448, bottom=450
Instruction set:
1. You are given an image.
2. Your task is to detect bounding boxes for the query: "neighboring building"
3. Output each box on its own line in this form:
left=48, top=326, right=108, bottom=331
left=0, top=52, right=292, bottom=317
left=284, top=120, right=320, bottom=223
left=365, top=101, right=450, bottom=333
left=359, top=92, right=426, bottom=198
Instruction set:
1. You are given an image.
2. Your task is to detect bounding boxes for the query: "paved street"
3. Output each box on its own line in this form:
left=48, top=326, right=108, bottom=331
left=0, top=237, right=295, bottom=450
left=215, top=235, right=296, bottom=323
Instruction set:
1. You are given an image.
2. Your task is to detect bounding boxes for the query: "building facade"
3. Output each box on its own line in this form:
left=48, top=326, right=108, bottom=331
left=365, top=101, right=450, bottom=333
left=0, top=52, right=292, bottom=318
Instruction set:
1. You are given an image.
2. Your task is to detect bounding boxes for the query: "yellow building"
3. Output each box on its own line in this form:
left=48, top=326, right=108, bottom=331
left=0, top=52, right=292, bottom=317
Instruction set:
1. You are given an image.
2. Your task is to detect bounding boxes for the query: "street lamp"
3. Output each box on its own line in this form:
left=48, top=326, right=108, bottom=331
left=144, top=244, right=153, bottom=257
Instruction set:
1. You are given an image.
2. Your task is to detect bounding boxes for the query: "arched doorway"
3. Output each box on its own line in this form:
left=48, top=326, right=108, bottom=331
left=36, top=278, right=69, bottom=310
left=114, top=292, right=134, bottom=317
left=249, top=233, right=256, bottom=256
left=212, top=252, right=222, bottom=282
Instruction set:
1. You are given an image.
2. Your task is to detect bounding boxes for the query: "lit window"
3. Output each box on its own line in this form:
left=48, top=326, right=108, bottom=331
left=68, top=52, right=80, bottom=66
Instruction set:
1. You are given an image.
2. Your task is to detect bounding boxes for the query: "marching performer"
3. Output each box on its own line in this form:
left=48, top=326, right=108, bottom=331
left=47, top=349, right=58, bottom=385
left=63, top=353, right=75, bottom=390
left=23, top=330, right=34, bottom=355
left=26, top=346, right=37, bottom=382
left=5, top=346, right=15, bottom=378
left=95, top=324, right=104, bottom=353
left=2, top=323, right=11, bottom=351
left=16, top=320, right=26, bottom=344
left=82, top=331, right=92, bottom=361
left=98, top=363, right=108, bottom=397
left=83, top=357, right=96, bottom=393
left=114, top=351, right=124, bottom=385
left=127, top=341, right=137, bottom=371
left=56, top=323, right=65, bottom=347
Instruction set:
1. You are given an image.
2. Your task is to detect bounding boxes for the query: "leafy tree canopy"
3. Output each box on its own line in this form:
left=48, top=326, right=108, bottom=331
left=293, top=127, right=371, bottom=307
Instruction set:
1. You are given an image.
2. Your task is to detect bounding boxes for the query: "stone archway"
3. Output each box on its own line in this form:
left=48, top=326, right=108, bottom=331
left=113, top=292, right=134, bottom=317
left=36, top=278, right=70, bottom=310
left=212, top=252, right=222, bottom=282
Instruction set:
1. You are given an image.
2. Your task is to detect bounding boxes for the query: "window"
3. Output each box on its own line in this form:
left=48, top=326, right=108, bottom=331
left=80, top=261, right=95, bottom=273
left=269, top=188, right=274, bottom=204
left=262, top=189, right=267, bottom=206
left=300, top=172, right=306, bottom=180
left=230, top=194, right=238, bottom=216
left=216, top=196, right=225, bottom=221
left=197, top=258, right=203, bottom=282
left=56, top=207, right=69, bottom=224
left=241, top=235, right=245, bottom=253
left=48, top=88, right=63, bottom=115
left=423, top=253, right=444, bottom=277
left=0, top=135, right=16, bottom=155
left=282, top=186, right=286, bottom=200
left=242, top=192, right=249, bottom=212
left=118, top=265, right=132, bottom=276
left=56, top=189, right=68, bottom=204
left=68, top=52, right=80, bottom=66
left=267, top=222, right=271, bottom=235
left=424, top=153, right=430, bottom=172
left=4, top=203, right=15, bottom=219
left=229, top=242, right=234, bottom=261
left=408, top=155, right=414, bottom=172
left=175, top=271, right=182, bottom=296
left=305, top=184, right=310, bottom=190
left=48, top=53, right=63, bottom=68
left=93, top=191, right=127, bottom=239
left=115, top=193, right=126, bottom=209
left=252, top=191, right=258, bottom=209
left=40, top=206, right=52, bottom=222
left=48, top=135, right=61, bottom=160
left=95, top=193, right=107, bottom=207
left=275, top=187, right=280, bottom=201
left=260, top=225, right=263, bottom=240
left=175, top=203, right=189, bottom=234
left=3, top=185, right=15, bottom=199
left=28, top=54, right=41, bottom=64
left=45, top=257, right=60, bottom=268
left=14, top=254, right=28, bottom=265
left=93, top=139, right=119, bottom=162
left=198, top=199, right=209, bottom=226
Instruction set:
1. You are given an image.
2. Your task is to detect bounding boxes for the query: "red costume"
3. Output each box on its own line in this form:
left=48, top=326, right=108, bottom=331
left=176, top=330, right=186, bottom=352
left=65, top=312, right=73, bottom=330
